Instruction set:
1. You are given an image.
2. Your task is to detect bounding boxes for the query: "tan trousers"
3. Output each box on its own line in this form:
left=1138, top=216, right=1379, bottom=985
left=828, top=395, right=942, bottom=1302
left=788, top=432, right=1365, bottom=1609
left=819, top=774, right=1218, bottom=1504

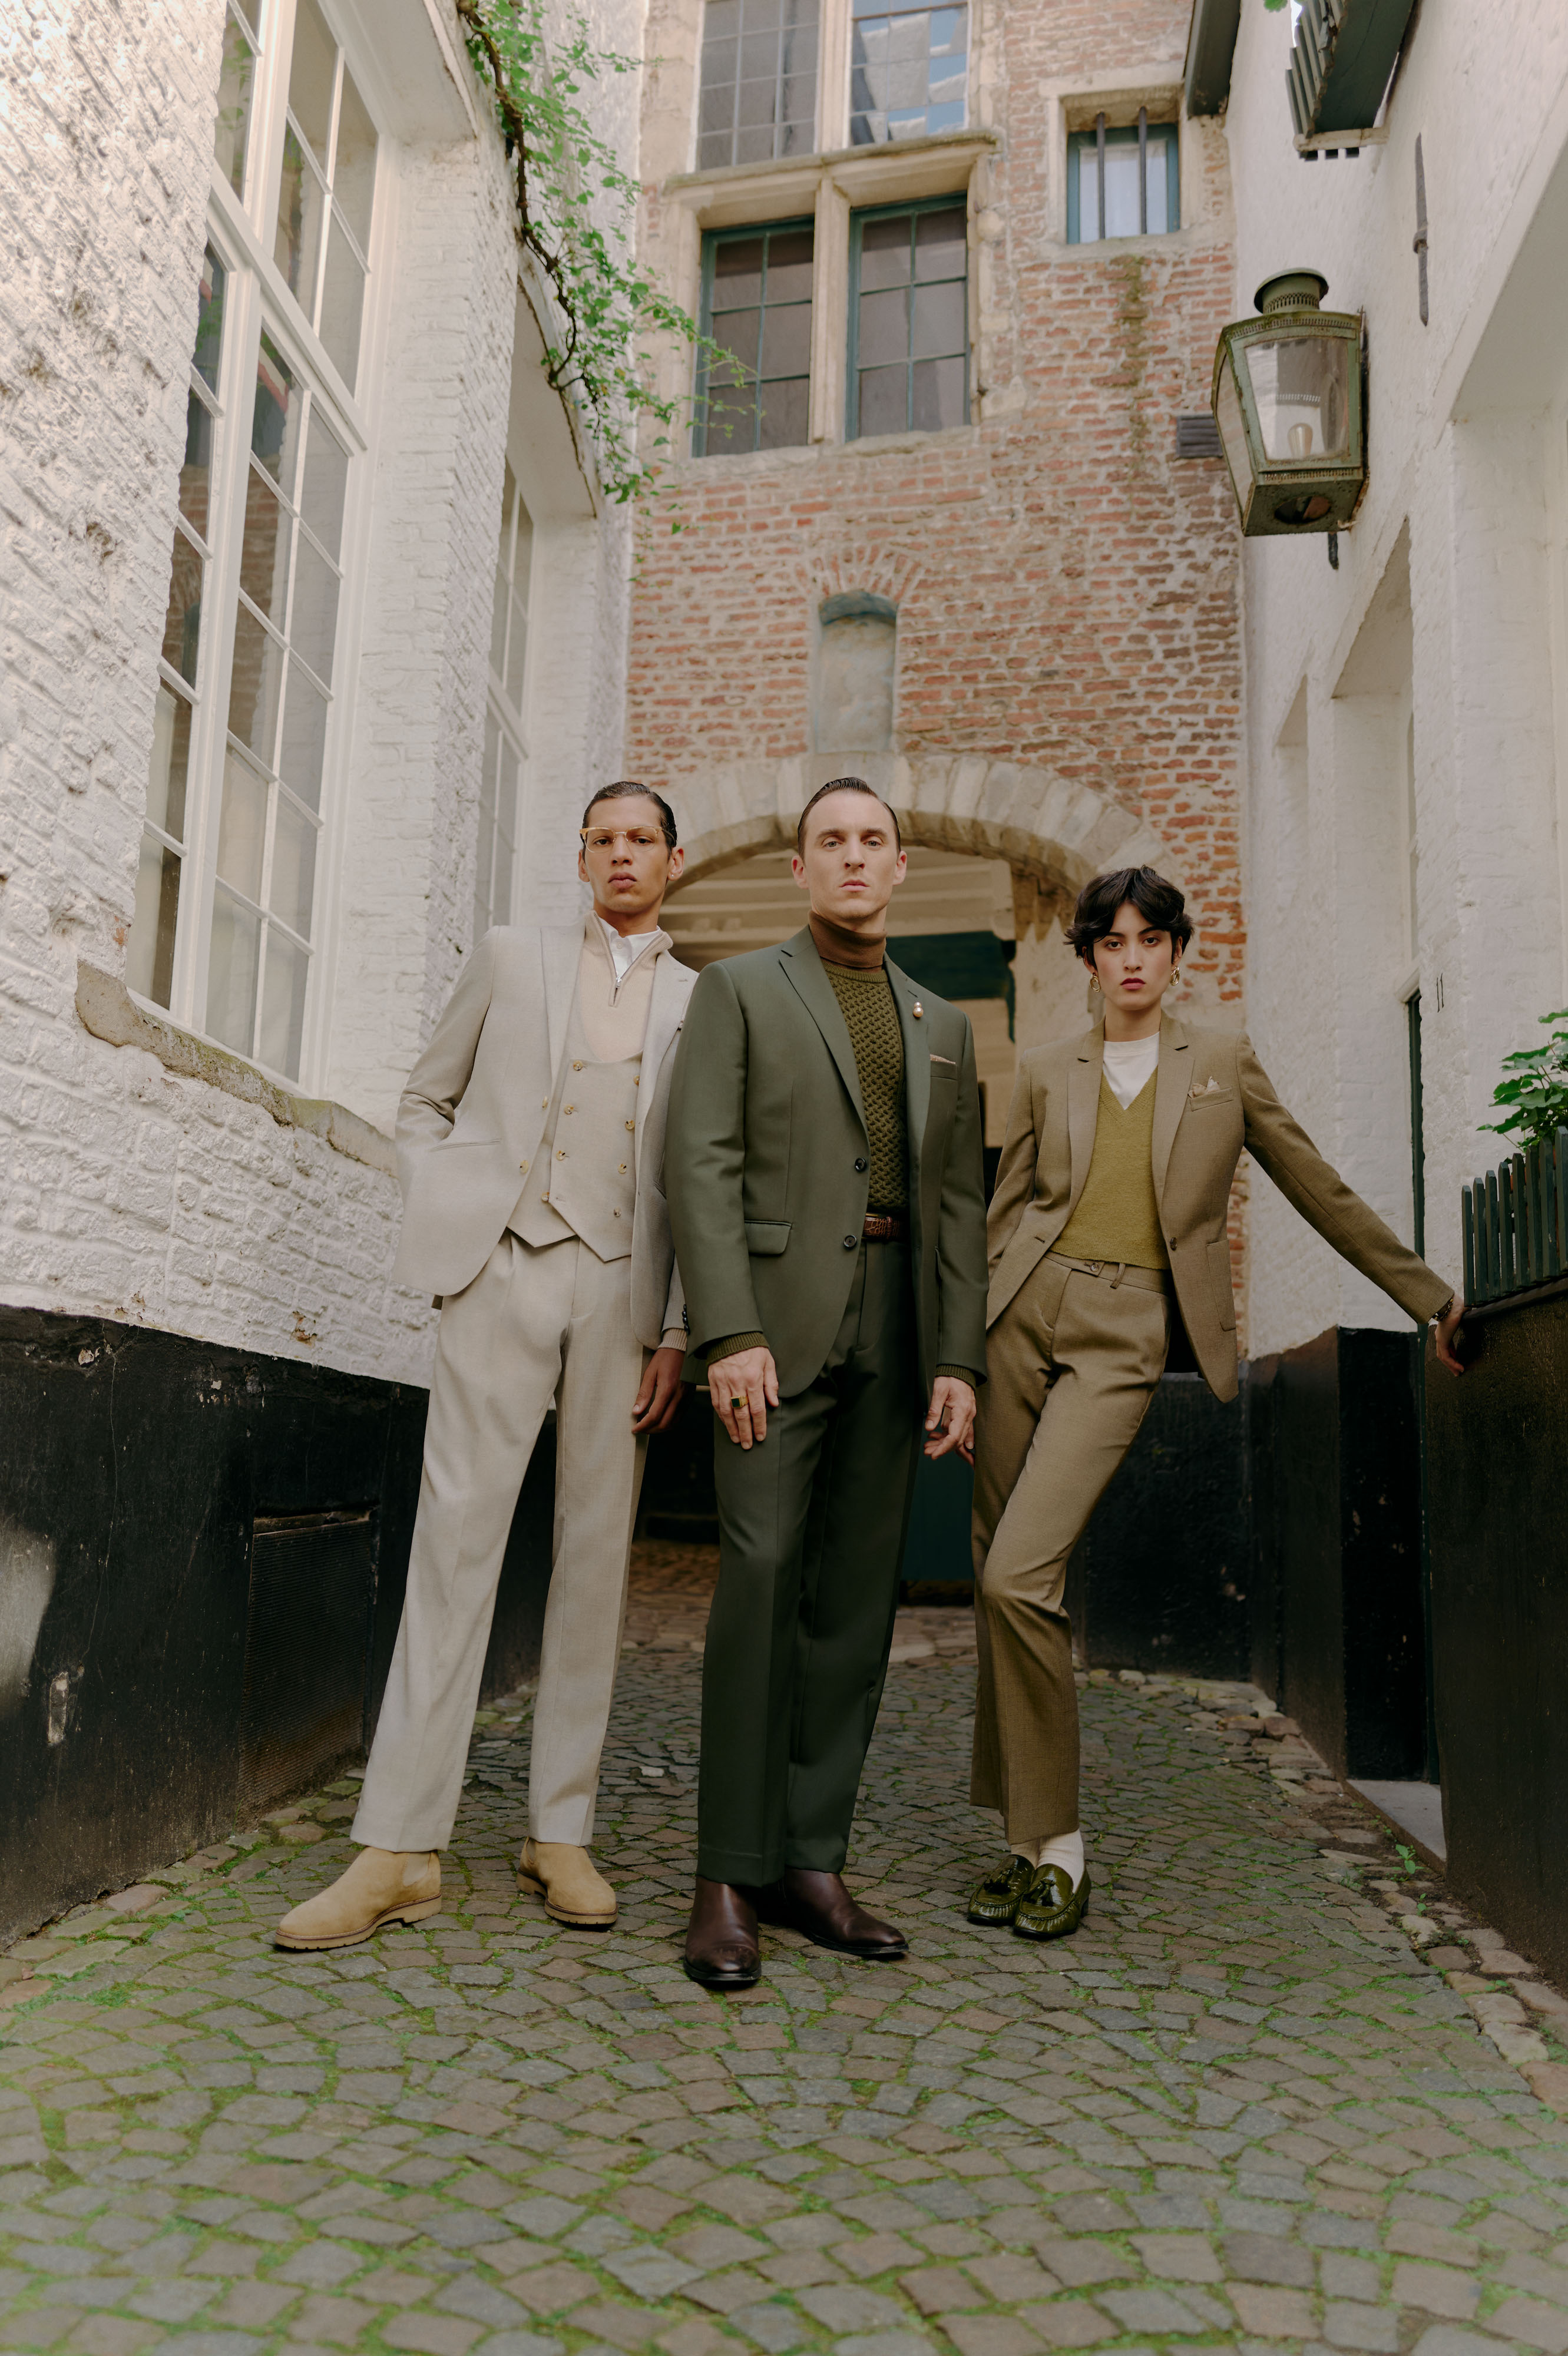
left=971, top=1253, right=1170, bottom=1845
left=354, top=1233, right=648, bottom=1853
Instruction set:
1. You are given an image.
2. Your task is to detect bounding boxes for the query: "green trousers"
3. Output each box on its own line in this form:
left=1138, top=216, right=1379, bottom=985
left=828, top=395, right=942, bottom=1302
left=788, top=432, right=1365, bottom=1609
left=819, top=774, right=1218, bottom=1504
left=697, top=1240, right=922, bottom=1885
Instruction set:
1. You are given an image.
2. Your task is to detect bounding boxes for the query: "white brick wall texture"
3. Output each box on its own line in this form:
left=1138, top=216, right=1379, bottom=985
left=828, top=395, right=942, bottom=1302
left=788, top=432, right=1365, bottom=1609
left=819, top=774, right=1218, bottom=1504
left=1225, top=1, right=1568, bottom=1359
left=1, top=0, right=642, bottom=1387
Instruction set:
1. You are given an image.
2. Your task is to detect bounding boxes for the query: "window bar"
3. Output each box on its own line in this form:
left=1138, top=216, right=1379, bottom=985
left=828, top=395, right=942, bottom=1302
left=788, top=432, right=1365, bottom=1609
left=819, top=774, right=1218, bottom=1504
left=1138, top=106, right=1148, bottom=236
left=1485, top=1166, right=1500, bottom=1299
left=1096, top=112, right=1106, bottom=243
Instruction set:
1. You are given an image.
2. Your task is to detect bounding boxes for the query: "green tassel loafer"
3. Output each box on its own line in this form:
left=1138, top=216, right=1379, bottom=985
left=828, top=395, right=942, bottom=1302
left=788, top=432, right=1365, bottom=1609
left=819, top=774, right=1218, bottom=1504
left=966, top=1854, right=1035, bottom=1927
left=1013, top=1862, right=1091, bottom=1941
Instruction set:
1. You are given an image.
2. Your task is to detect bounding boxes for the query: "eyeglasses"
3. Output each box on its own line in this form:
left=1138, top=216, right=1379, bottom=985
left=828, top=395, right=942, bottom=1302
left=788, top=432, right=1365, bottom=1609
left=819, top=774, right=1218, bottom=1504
left=580, top=829, right=666, bottom=853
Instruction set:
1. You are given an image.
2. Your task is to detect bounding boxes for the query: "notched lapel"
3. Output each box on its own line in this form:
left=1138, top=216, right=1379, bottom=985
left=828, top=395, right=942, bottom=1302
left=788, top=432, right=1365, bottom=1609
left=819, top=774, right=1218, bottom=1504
left=886, top=957, right=931, bottom=1163
left=1066, top=1021, right=1104, bottom=1212
left=634, top=953, right=686, bottom=1165
left=780, top=930, right=867, bottom=1131
left=542, top=923, right=580, bottom=1076
left=1151, top=1012, right=1190, bottom=1204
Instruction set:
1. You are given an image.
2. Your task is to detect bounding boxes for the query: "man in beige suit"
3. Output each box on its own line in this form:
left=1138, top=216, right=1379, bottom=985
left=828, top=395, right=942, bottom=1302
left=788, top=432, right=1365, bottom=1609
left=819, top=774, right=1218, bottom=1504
left=277, top=785, right=695, bottom=1949
left=968, top=865, right=1467, bottom=1943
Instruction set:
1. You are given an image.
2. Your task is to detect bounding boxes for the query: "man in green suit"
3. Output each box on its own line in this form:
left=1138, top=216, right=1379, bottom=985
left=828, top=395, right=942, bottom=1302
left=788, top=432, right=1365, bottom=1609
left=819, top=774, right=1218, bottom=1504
left=666, top=779, right=989, bottom=1987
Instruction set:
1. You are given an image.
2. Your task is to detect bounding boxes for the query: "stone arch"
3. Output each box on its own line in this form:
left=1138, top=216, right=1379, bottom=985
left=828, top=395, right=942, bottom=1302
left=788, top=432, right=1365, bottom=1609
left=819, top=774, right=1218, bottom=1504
left=661, top=753, right=1228, bottom=1043
left=667, top=751, right=1191, bottom=911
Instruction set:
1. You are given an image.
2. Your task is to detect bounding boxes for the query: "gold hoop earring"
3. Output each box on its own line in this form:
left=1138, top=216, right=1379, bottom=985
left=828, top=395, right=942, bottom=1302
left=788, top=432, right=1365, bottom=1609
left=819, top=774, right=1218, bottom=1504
left=1089, top=973, right=1101, bottom=991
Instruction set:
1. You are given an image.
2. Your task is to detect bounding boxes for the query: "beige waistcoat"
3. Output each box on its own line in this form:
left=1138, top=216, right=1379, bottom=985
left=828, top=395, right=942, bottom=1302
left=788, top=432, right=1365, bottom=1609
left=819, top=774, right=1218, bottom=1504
left=509, top=925, right=667, bottom=1262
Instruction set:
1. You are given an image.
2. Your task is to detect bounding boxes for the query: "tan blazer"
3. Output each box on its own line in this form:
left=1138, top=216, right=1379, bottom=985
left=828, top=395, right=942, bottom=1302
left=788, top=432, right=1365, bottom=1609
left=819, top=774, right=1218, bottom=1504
left=391, top=922, right=696, bottom=1345
left=986, top=1012, right=1454, bottom=1403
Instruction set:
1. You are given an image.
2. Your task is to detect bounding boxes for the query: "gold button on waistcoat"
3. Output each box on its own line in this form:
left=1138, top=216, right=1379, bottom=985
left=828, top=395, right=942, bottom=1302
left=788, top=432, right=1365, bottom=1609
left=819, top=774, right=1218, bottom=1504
left=572, top=1060, right=584, bottom=1071
left=624, top=1119, right=634, bottom=1131
left=564, top=1104, right=574, bottom=1114
left=557, top=1148, right=566, bottom=1159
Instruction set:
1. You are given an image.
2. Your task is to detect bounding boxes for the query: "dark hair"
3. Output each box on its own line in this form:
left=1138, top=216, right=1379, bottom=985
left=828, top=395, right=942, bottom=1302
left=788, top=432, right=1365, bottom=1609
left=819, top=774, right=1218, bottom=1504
left=795, top=776, right=902, bottom=853
left=581, top=780, right=678, bottom=851
left=1067, top=866, right=1193, bottom=963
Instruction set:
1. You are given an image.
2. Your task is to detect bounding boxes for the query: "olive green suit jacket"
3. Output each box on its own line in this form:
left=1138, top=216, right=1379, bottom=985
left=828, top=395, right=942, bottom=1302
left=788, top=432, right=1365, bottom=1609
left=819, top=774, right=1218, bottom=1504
left=665, top=928, right=988, bottom=1401
left=987, top=1011, right=1455, bottom=1404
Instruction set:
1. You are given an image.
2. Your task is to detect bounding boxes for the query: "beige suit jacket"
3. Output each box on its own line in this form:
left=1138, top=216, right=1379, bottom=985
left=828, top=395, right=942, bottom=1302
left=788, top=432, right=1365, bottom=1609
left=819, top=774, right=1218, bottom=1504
left=391, top=921, right=697, bottom=1345
left=986, top=1012, right=1454, bottom=1403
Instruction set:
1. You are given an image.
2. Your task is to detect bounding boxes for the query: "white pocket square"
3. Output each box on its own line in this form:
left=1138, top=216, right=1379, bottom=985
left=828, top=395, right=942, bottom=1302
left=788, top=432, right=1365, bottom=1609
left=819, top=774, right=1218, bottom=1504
left=1190, top=1076, right=1226, bottom=1100
left=931, top=1053, right=957, bottom=1068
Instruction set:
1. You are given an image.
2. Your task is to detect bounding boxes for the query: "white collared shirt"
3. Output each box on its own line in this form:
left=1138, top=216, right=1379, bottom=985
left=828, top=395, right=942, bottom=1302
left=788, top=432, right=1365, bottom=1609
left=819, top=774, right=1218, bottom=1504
left=1102, top=1033, right=1160, bottom=1110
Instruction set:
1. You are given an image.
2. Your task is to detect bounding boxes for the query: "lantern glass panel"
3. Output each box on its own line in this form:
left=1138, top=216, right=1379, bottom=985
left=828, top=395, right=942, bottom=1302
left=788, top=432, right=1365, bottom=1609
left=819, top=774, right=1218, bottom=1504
left=1242, top=332, right=1349, bottom=463
left=1213, top=365, right=1251, bottom=504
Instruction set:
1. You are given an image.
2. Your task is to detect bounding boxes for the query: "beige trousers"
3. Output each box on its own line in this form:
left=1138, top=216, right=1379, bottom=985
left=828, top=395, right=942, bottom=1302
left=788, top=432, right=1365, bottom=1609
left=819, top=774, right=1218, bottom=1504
left=971, top=1252, right=1170, bottom=1845
left=354, top=1233, right=648, bottom=1853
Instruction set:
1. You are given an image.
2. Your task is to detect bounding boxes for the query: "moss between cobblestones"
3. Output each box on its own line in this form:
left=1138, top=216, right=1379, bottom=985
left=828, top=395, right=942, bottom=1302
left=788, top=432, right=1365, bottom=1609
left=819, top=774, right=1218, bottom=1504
left=3, top=1629, right=1567, bottom=2356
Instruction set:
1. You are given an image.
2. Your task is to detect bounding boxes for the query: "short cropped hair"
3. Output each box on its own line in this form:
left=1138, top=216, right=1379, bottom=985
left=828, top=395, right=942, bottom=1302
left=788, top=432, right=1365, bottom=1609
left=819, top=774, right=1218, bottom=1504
left=1067, top=866, right=1194, bottom=962
left=796, top=776, right=902, bottom=853
left=581, top=780, right=678, bottom=851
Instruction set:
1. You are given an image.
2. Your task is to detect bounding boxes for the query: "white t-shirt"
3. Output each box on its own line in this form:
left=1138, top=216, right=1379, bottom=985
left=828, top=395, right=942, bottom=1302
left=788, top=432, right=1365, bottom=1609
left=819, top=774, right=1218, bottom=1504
left=596, top=914, right=661, bottom=984
left=1101, top=1033, right=1160, bottom=1111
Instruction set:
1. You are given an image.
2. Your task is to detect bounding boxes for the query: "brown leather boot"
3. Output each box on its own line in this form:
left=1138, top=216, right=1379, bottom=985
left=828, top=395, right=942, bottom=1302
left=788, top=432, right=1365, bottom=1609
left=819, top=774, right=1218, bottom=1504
left=752, top=1868, right=907, bottom=1960
left=683, top=1878, right=761, bottom=1988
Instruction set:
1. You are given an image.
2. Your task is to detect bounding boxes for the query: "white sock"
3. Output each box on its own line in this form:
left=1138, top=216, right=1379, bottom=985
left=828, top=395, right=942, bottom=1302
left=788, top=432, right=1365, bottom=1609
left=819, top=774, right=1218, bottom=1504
left=1041, top=1831, right=1086, bottom=1885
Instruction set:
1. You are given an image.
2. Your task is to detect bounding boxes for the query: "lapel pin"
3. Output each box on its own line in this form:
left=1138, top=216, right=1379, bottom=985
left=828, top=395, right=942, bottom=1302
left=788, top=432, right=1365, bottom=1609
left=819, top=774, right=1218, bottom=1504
left=912, top=1000, right=924, bottom=1018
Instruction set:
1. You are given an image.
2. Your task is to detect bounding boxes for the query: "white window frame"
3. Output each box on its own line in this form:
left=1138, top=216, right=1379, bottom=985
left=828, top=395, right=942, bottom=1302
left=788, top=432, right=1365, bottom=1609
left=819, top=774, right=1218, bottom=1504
left=128, top=0, right=389, bottom=1094
left=477, top=460, right=536, bottom=941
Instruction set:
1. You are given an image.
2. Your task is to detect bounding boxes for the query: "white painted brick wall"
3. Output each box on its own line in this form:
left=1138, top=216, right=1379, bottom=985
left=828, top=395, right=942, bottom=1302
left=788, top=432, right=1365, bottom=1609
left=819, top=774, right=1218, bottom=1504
left=1226, top=2, right=1568, bottom=1358
left=0, top=0, right=641, bottom=1387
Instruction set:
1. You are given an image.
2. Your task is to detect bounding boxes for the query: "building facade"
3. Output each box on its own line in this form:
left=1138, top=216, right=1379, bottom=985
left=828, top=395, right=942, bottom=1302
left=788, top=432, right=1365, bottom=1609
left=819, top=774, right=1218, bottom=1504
left=0, top=0, right=638, bottom=1931
left=628, top=0, right=1247, bottom=1090
left=1203, top=0, right=1568, bottom=1967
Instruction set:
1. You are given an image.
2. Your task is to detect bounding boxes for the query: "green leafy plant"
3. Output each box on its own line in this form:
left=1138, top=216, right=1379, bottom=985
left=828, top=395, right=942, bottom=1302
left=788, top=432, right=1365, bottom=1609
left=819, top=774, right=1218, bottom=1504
left=455, top=0, right=708, bottom=501
left=1487, top=1009, right=1568, bottom=1149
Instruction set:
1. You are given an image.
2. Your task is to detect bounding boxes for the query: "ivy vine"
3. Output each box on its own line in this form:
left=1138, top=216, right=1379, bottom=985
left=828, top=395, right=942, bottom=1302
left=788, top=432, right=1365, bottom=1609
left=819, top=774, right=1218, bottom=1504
left=455, top=0, right=703, bottom=501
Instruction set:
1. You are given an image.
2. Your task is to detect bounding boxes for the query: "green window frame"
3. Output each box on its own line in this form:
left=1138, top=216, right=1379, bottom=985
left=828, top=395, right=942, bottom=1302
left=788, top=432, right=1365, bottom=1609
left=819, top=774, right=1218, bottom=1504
left=694, top=219, right=816, bottom=458
left=846, top=197, right=969, bottom=441
left=1066, top=115, right=1179, bottom=243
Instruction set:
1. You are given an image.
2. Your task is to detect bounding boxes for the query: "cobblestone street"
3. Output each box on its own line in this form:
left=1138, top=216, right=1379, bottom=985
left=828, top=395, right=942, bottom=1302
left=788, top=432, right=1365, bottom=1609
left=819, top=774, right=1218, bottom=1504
left=3, top=1546, right=1567, bottom=2356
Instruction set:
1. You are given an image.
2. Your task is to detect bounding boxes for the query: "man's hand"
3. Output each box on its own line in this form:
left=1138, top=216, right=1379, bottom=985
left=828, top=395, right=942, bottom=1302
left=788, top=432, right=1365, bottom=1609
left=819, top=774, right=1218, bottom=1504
left=631, top=1347, right=688, bottom=1435
left=707, top=1345, right=780, bottom=1450
left=925, top=1376, right=977, bottom=1463
left=1434, top=1298, right=1468, bottom=1377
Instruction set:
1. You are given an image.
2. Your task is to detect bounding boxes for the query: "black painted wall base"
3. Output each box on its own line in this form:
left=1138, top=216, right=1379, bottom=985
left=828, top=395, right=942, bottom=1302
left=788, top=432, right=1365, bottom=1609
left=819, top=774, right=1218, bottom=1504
left=1067, top=1371, right=1250, bottom=1680
left=0, top=1309, right=553, bottom=1942
left=1248, top=1325, right=1427, bottom=1782
left=1426, top=1292, right=1568, bottom=1982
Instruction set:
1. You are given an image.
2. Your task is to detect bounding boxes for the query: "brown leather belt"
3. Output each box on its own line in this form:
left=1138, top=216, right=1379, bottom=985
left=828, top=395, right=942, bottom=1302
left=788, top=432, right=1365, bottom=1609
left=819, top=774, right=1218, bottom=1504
left=863, top=1212, right=910, bottom=1242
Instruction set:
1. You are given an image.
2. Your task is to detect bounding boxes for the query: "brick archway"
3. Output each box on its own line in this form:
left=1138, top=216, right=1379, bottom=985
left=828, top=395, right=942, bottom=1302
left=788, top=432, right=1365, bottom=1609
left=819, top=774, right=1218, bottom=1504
left=664, top=753, right=1190, bottom=908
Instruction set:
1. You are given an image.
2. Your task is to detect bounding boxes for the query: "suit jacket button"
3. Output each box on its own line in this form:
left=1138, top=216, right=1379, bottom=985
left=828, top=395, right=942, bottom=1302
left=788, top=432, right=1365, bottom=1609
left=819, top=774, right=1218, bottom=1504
left=843, top=1234, right=856, bottom=1249
left=519, top=1160, right=528, bottom=1173
left=855, top=1157, right=868, bottom=1173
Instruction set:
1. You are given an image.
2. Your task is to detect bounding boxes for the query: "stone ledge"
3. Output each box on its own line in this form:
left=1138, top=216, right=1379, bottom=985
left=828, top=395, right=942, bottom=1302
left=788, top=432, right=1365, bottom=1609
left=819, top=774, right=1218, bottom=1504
left=75, top=962, right=397, bottom=1177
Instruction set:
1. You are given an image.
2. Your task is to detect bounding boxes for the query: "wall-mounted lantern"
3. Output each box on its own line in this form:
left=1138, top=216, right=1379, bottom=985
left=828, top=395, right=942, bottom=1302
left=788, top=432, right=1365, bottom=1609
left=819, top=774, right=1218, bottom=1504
left=1210, top=271, right=1365, bottom=537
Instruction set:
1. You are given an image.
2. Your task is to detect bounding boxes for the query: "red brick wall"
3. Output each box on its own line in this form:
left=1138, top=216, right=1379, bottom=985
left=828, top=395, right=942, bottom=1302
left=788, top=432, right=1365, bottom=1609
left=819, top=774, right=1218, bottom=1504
left=628, top=0, right=1249, bottom=1312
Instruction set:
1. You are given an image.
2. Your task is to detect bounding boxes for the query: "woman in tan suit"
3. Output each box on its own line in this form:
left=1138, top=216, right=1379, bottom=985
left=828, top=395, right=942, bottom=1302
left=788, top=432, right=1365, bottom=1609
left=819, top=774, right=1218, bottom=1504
left=968, top=866, right=1467, bottom=1941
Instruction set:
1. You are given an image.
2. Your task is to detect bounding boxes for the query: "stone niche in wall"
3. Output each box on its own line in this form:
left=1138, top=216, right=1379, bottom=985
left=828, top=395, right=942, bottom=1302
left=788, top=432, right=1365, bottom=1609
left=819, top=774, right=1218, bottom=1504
left=813, top=592, right=897, bottom=754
